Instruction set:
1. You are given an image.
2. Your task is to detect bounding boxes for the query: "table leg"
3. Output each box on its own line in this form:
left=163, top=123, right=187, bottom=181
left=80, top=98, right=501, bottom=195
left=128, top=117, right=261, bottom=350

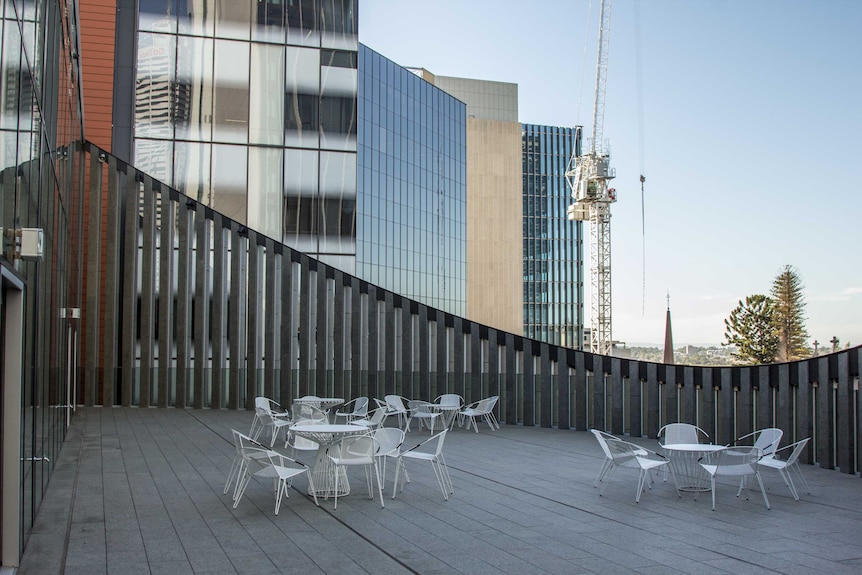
left=308, top=443, right=350, bottom=498
left=666, top=451, right=711, bottom=492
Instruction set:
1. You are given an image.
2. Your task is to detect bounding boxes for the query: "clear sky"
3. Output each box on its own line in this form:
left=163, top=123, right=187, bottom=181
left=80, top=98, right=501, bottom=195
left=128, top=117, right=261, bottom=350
left=359, top=0, right=862, bottom=348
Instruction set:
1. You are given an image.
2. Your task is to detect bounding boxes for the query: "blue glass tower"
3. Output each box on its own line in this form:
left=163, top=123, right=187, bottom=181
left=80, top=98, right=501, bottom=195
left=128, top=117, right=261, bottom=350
left=522, top=124, right=583, bottom=347
left=357, top=46, right=467, bottom=316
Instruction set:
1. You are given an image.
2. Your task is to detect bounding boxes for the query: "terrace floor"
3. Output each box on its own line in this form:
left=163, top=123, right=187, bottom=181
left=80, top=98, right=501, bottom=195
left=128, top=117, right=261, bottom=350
left=18, top=406, right=862, bottom=574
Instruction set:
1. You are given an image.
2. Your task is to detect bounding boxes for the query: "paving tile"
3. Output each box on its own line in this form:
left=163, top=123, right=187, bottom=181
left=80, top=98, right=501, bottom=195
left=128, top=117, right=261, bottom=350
left=19, top=407, right=862, bottom=575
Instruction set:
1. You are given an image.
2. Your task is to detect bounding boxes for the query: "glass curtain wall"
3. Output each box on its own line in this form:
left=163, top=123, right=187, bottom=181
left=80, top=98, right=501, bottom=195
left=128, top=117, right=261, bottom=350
left=356, top=45, right=467, bottom=317
left=135, top=0, right=358, bottom=269
left=522, top=124, right=583, bottom=348
left=0, top=0, right=85, bottom=558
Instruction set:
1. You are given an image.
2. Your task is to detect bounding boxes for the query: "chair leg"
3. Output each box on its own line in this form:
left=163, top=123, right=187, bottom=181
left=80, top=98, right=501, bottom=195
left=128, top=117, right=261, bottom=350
left=594, top=459, right=612, bottom=487
left=374, top=462, right=385, bottom=508
left=711, top=477, right=716, bottom=510
left=755, top=472, right=770, bottom=509
left=789, top=462, right=812, bottom=495
left=431, top=461, right=449, bottom=500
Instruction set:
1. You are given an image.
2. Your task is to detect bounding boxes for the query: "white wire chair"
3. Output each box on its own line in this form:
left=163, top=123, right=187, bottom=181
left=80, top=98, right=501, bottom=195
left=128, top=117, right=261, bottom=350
left=599, top=437, right=672, bottom=503
left=458, top=396, right=500, bottom=433
left=758, top=437, right=811, bottom=500
left=334, top=397, right=369, bottom=423
left=699, top=446, right=770, bottom=511
left=327, top=434, right=385, bottom=509
left=407, top=400, right=443, bottom=434
left=232, top=446, right=319, bottom=514
left=395, top=430, right=453, bottom=500
left=729, top=428, right=783, bottom=458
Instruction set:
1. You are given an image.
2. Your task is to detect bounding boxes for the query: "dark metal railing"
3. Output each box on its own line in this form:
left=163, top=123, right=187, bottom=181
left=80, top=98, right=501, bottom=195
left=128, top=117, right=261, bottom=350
left=78, top=141, right=862, bottom=476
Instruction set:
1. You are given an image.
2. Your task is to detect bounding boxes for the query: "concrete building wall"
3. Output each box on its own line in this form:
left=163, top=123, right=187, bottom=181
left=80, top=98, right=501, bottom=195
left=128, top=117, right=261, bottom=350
left=465, top=118, right=523, bottom=334
left=427, top=75, right=522, bottom=334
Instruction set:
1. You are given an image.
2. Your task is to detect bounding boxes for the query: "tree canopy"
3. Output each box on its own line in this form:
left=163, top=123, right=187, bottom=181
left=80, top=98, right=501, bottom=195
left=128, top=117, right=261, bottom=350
left=723, top=294, right=780, bottom=364
left=770, top=265, right=809, bottom=362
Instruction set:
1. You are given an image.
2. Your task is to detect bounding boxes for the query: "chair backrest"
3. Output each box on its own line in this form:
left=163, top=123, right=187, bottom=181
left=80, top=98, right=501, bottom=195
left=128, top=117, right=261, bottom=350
left=605, top=437, right=641, bottom=466
left=292, top=402, right=328, bottom=423
left=752, top=428, right=783, bottom=457
left=372, top=427, right=405, bottom=457
left=436, top=394, right=463, bottom=408
left=591, top=429, right=616, bottom=459
left=430, top=429, right=447, bottom=457
left=474, top=396, right=498, bottom=413
left=368, top=407, right=388, bottom=425
left=384, top=395, right=408, bottom=413
left=780, top=437, right=810, bottom=465
left=659, top=423, right=707, bottom=445
left=708, top=446, right=761, bottom=476
left=351, top=397, right=369, bottom=416
left=340, top=434, right=378, bottom=460
left=408, top=400, right=435, bottom=415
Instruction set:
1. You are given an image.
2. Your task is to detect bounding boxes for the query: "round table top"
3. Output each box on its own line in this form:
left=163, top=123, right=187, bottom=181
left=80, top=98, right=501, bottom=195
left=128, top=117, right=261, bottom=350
left=662, top=443, right=724, bottom=452
left=293, top=397, right=344, bottom=408
left=290, top=424, right=365, bottom=434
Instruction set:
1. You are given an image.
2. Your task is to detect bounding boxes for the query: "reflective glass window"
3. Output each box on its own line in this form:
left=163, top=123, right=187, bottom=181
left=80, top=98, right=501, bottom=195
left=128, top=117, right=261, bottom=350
left=214, top=0, right=251, bottom=40
left=212, top=40, right=249, bottom=144
left=249, top=44, right=284, bottom=145
left=211, top=143, right=248, bottom=222
left=174, top=36, right=214, bottom=142
left=173, top=141, right=212, bottom=203
left=135, top=33, right=177, bottom=139
left=139, top=0, right=178, bottom=33
left=253, top=0, right=286, bottom=43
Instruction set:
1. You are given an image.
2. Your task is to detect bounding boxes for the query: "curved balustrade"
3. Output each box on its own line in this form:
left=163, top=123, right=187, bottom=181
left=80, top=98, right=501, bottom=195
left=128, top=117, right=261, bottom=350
left=79, top=142, right=862, bottom=477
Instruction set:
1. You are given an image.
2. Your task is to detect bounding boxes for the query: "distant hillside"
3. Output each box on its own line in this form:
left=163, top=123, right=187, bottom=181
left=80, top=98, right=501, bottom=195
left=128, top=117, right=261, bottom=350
left=615, top=345, right=736, bottom=366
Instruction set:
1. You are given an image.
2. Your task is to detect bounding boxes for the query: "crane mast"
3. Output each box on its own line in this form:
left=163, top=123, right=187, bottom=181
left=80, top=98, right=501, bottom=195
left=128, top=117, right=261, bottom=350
left=566, top=0, right=616, bottom=356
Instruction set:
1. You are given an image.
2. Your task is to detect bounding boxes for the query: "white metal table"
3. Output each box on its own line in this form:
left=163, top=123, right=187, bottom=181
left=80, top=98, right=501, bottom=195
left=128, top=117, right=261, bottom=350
left=290, top=424, right=366, bottom=497
left=662, top=443, right=724, bottom=492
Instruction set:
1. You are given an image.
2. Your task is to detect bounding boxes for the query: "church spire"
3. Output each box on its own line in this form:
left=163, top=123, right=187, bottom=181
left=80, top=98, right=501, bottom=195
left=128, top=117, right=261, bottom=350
left=663, top=291, right=674, bottom=364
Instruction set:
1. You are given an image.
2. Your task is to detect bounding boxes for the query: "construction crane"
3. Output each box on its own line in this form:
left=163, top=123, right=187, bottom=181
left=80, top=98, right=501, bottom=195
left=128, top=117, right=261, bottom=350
left=566, top=0, right=616, bottom=356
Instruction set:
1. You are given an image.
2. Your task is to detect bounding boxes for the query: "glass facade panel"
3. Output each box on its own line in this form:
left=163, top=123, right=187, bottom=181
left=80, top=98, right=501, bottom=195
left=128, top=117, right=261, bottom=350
left=212, top=143, right=248, bottom=223
left=133, top=0, right=356, bottom=263
left=249, top=43, right=285, bottom=145
left=522, top=124, right=583, bottom=348
left=214, top=0, right=252, bottom=40
left=212, top=40, right=250, bottom=143
left=0, top=0, right=85, bottom=558
left=357, top=45, right=466, bottom=317
left=175, top=35, right=214, bottom=142
left=248, top=146, right=283, bottom=238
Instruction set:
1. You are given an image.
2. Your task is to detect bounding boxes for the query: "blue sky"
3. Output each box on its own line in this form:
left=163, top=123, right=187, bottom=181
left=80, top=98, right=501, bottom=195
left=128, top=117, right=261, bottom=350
left=359, top=0, right=862, bottom=347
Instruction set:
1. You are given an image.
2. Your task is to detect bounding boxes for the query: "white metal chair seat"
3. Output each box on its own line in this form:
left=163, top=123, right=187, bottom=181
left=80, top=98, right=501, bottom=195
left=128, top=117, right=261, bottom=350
left=371, top=427, right=409, bottom=495
left=249, top=397, right=291, bottom=440
left=395, top=430, right=453, bottom=500
left=335, top=397, right=369, bottom=423
left=327, top=434, right=385, bottom=509
left=458, top=396, right=500, bottom=433
left=381, top=395, right=411, bottom=430
left=729, top=428, right=783, bottom=458
left=600, top=437, right=672, bottom=503
left=251, top=397, right=293, bottom=446
left=699, top=446, right=770, bottom=511
left=232, top=447, right=319, bottom=514
left=407, top=400, right=443, bottom=434
left=351, top=406, right=388, bottom=430
left=224, top=429, right=270, bottom=500
left=590, top=429, right=649, bottom=487
left=758, top=437, right=811, bottom=500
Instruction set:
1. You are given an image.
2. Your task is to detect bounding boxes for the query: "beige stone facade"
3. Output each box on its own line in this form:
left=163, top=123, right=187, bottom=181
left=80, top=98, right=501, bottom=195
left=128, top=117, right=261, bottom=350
left=424, top=75, right=524, bottom=335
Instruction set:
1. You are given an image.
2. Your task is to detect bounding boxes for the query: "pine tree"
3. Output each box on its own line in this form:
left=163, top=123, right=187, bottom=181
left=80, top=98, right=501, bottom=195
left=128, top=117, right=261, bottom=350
left=723, top=295, right=779, bottom=364
left=770, top=265, right=810, bottom=361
